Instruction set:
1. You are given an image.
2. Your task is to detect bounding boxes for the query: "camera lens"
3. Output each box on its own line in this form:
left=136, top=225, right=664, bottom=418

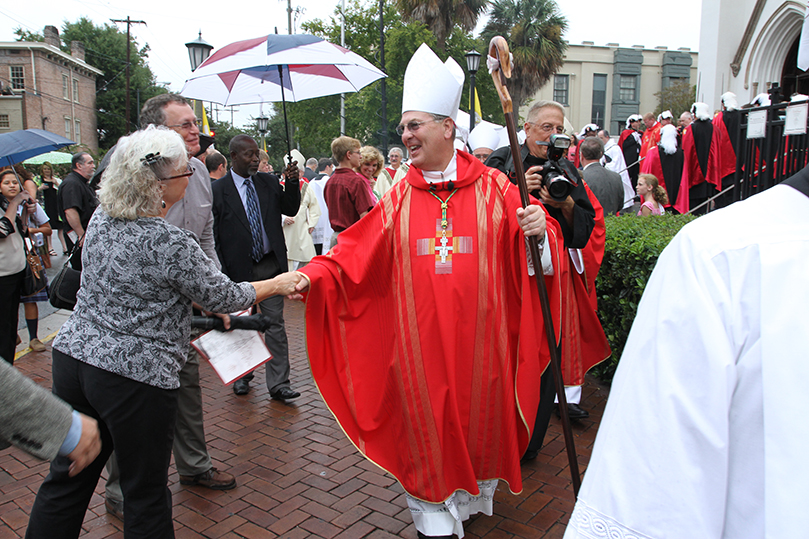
left=546, top=172, right=574, bottom=201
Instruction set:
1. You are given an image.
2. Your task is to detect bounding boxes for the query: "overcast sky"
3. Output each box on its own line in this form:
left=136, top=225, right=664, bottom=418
left=0, top=0, right=702, bottom=127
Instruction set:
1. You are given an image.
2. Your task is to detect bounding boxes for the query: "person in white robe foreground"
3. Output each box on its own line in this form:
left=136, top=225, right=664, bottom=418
left=563, top=168, right=809, bottom=539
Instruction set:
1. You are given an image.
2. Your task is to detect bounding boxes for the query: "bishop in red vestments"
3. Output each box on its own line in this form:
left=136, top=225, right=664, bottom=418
left=292, top=44, right=563, bottom=539
left=297, top=149, right=562, bottom=503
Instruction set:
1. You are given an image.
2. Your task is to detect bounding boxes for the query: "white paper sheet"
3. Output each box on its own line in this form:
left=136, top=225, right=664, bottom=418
left=191, top=311, right=272, bottom=385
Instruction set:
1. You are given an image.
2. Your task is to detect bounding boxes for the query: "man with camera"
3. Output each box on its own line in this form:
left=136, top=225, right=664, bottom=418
left=486, top=101, right=595, bottom=249
left=486, top=100, right=602, bottom=460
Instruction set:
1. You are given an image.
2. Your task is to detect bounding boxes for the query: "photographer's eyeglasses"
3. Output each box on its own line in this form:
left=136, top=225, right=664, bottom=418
left=167, top=118, right=202, bottom=131
left=527, top=121, right=565, bottom=134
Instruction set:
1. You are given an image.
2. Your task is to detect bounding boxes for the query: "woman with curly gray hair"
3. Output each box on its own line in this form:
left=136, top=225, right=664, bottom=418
left=27, top=126, right=299, bottom=538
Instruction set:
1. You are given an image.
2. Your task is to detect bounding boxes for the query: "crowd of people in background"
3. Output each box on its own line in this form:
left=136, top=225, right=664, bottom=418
left=0, top=87, right=778, bottom=380
left=230, top=90, right=763, bottom=270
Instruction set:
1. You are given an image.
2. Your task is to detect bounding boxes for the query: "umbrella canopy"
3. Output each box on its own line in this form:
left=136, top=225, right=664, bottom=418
left=180, top=34, right=386, bottom=106
left=23, top=150, right=74, bottom=165
left=0, top=129, right=75, bottom=168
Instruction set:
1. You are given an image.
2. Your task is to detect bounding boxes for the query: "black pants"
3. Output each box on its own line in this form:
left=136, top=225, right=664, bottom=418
left=525, top=352, right=559, bottom=454
left=238, top=253, right=290, bottom=392
left=26, top=350, right=178, bottom=539
left=0, top=269, right=24, bottom=364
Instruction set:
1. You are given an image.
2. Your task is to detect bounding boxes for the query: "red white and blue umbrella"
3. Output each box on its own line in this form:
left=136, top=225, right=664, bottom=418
left=180, top=34, right=386, bottom=106
left=180, top=34, right=386, bottom=155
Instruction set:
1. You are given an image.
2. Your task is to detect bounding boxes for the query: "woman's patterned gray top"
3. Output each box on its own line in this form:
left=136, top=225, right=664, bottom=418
left=54, top=210, right=256, bottom=389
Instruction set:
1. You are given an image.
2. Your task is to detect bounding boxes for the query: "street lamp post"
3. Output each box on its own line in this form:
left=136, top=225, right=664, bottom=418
left=256, top=115, right=270, bottom=152
left=185, top=32, right=214, bottom=127
left=185, top=31, right=213, bottom=72
left=465, top=50, right=481, bottom=134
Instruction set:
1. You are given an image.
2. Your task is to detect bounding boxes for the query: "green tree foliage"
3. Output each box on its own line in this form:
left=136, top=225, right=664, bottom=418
left=270, top=0, right=504, bottom=165
left=207, top=119, right=246, bottom=162
left=13, top=28, right=44, bottom=42
left=593, top=213, right=697, bottom=382
left=61, top=18, right=166, bottom=149
left=654, top=81, right=696, bottom=117
left=16, top=19, right=166, bottom=150
left=395, top=0, right=489, bottom=52
left=481, top=0, right=568, bottom=109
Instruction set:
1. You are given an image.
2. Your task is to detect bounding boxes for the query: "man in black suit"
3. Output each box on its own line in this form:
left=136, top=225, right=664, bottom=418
left=212, top=135, right=301, bottom=399
left=580, top=137, right=625, bottom=215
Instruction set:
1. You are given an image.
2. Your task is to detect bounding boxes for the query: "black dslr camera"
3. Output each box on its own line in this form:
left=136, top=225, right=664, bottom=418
left=538, top=134, right=577, bottom=202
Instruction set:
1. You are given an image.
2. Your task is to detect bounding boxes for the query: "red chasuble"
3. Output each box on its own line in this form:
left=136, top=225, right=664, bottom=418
left=560, top=183, right=611, bottom=387
left=640, top=123, right=661, bottom=159
left=299, top=151, right=563, bottom=503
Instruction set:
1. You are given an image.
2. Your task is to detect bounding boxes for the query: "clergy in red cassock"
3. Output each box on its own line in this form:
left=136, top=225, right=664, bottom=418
left=560, top=181, right=611, bottom=390
left=639, top=113, right=661, bottom=159
left=293, top=43, right=564, bottom=539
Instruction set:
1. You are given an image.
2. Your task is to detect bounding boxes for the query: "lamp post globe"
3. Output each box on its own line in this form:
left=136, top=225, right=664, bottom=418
left=465, top=50, right=482, bottom=133
left=256, top=115, right=270, bottom=150
left=185, top=31, right=213, bottom=72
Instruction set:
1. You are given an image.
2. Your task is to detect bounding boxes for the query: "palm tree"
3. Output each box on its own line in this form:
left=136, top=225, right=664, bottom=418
left=481, top=0, right=568, bottom=110
left=396, top=0, right=490, bottom=51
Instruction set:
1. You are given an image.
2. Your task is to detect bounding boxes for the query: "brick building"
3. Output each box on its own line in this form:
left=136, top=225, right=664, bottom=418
left=0, top=25, right=102, bottom=152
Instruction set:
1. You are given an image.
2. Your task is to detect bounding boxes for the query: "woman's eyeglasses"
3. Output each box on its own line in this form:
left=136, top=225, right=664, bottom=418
left=160, top=165, right=194, bottom=181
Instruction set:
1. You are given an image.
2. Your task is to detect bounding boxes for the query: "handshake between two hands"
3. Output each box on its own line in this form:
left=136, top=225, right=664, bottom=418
left=270, top=271, right=310, bottom=299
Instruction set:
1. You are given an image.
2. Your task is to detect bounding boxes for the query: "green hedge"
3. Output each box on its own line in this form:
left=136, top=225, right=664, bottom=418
left=592, top=213, right=698, bottom=383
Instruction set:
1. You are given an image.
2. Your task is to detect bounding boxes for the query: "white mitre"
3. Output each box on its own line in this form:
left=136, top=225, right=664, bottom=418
left=284, top=149, right=306, bottom=172
left=402, top=43, right=464, bottom=116
left=468, top=122, right=501, bottom=151
left=498, top=128, right=525, bottom=148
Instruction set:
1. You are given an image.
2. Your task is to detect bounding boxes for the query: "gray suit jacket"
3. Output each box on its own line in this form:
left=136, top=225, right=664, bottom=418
left=0, top=360, right=73, bottom=460
left=583, top=163, right=625, bottom=215
left=165, top=157, right=220, bottom=269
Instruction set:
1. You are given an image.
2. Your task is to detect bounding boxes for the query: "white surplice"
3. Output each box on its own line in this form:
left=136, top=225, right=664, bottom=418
left=283, top=182, right=321, bottom=264
left=564, top=184, right=809, bottom=539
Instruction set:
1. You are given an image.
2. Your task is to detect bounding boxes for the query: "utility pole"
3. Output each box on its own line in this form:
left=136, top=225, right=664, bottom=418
left=379, top=0, right=387, bottom=157
left=287, top=0, right=293, bottom=35
left=111, top=16, right=146, bottom=133
left=340, top=0, right=346, bottom=135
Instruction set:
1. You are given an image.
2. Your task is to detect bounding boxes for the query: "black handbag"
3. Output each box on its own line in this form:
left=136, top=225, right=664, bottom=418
left=49, top=237, right=83, bottom=310
left=21, top=237, right=47, bottom=297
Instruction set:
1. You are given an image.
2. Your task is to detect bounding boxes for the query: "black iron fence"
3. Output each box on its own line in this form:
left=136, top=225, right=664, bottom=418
left=726, top=97, right=809, bottom=207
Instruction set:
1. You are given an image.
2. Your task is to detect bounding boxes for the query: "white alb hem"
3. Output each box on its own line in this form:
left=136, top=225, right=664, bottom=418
left=566, top=499, right=654, bottom=539
left=406, top=479, right=498, bottom=538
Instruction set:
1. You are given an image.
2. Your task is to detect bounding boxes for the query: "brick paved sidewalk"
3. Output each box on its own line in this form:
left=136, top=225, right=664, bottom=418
left=1, top=300, right=608, bottom=538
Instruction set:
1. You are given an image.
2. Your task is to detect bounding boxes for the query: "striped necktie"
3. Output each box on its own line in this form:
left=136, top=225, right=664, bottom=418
left=243, top=177, right=264, bottom=262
